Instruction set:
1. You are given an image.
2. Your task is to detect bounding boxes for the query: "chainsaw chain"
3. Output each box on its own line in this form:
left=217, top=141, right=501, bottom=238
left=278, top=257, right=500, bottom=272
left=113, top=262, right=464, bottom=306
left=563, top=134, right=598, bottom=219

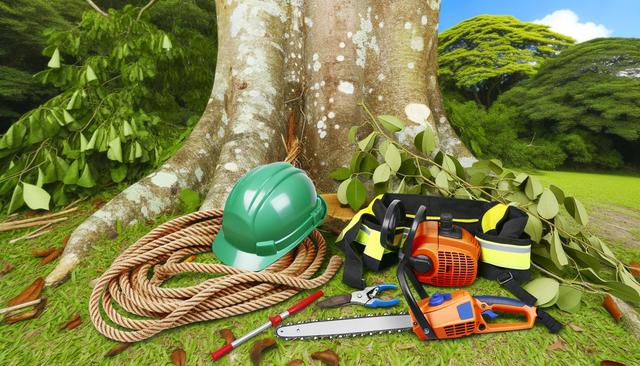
left=278, top=312, right=412, bottom=340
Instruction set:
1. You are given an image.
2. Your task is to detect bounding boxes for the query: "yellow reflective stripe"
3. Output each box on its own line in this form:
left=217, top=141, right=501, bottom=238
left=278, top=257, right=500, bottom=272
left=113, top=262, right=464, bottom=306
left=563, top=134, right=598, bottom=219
left=477, top=237, right=531, bottom=270
left=336, top=195, right=381, bottom=241
left=481, top=204, right=508, bottom=232
left=407, top=214, right=478, bottom=223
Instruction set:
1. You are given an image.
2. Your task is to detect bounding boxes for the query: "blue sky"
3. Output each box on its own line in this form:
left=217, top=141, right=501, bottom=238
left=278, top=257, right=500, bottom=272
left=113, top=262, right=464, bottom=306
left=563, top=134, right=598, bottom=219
left=440, top=1, right=640, bottom=41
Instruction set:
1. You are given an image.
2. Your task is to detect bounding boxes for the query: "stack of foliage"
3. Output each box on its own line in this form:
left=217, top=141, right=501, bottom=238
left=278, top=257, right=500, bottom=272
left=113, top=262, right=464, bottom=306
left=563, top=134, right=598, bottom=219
left=0, top=3, right=216, bottom=213
left=0, top=0, right=86, bottom=131
left=331, top=108, right=640, bottom=306
left=500, top=38, right=640, bottom=168
left=438, top=15, right=574, bottom=107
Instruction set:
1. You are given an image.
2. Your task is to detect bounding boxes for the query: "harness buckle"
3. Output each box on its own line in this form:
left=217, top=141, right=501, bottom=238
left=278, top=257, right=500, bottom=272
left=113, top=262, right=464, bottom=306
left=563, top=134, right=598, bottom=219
left=497, top=271, right=514, bottom=285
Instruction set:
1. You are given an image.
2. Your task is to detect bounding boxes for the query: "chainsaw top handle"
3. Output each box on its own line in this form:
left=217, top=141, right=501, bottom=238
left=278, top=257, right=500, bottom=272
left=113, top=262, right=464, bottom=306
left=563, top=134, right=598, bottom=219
left=473, top=295, right=537, bottom=333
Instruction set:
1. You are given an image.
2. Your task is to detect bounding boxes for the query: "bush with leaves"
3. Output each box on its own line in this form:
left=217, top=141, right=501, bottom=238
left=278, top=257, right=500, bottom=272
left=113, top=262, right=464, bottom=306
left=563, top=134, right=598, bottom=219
left=0, top=6, right=213, bottom=213
left=331, top=106, right=640, bottom=305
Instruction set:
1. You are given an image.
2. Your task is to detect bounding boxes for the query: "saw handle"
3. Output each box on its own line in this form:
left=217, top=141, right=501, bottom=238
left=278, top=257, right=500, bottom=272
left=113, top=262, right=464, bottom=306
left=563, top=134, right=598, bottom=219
left=474, top=296, right=537, bottom=333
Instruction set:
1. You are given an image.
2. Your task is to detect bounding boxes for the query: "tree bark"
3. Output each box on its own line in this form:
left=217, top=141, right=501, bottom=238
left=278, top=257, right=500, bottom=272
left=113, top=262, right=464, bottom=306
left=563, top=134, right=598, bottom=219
left=46, top=0, right=474, bottom=286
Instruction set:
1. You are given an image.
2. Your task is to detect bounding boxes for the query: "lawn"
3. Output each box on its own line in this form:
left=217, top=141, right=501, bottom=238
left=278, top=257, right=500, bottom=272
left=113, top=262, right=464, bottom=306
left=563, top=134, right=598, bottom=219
left=1, top=172, right=639, bottom=366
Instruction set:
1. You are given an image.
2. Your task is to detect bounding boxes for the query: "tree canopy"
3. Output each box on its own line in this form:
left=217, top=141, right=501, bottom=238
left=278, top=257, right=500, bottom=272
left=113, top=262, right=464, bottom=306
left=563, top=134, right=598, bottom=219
left=438, top=15, right=574, bottom=106
left=501, top=38, right=640, bottom=168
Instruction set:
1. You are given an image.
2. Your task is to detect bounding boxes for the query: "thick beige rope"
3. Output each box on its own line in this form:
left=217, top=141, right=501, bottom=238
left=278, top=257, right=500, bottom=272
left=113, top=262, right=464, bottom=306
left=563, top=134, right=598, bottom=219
left=89, top=209, right=342, bottom=342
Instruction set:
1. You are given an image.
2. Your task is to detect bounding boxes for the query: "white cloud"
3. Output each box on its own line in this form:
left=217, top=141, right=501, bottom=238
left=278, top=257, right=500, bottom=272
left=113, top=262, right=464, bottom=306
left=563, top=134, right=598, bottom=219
left=533, top=9, right=612, bottom=43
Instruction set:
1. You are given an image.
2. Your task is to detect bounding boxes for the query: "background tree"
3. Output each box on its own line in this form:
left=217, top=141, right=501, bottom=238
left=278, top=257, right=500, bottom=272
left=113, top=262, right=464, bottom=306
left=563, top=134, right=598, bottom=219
left=45, top=0, right=476, bottom=285
left=438, top=15, right=574, bottom=106
left=501, top=38, right=640, bottom=168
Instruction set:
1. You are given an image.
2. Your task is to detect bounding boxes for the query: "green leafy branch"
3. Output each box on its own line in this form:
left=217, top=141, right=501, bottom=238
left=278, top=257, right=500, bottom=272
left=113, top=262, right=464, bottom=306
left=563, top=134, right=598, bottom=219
left=331, top=104, right=640, bottom=307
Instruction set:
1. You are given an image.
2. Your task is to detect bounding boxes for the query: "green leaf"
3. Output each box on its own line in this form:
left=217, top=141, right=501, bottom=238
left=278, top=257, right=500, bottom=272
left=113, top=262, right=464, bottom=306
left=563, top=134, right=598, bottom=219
left=22, top=182, right=50, bottom=210
left=179, top=188, right=201, bottom=213
left=384, top=143, right=401, bottom=172
left=435, top=170, right=449, bottom=191
left=580, top=268, right=640, bottom=303
left=357, top=132, right=377, bottom=152
left=122, top=120, right=134, bottom=137
left=360, top=153, right=378, bottom=173
left=349, top=151, right=363, bottom=172
left=63, top=110, right=74, bottom=124
left=79, top=132, right=89, bottom=152
left=414, top=128, right=436, bottom=155
left=162, top=34, right=173, bottom=50
left=549, top=184, right=565, bottom=204
left=523, top=277, right=560, bottom=307
left=134, top=141, right=142, bottom=159
left=372, top=164, right=391, bottom=184
left=77, top=164, right=96, bottom=188
left=8, top=184, right=24, bottom=214
left=107, top=137, right=123, bottom=162
left=330, top=167, right=351, bottom=181
left=54, top=156, right=69, bottom=181
left=111, top=165, right=128, bottom=183
left=66, top=90, right=80, bottom=110
left=513, top=173, right=528, bottom=185
left=87, top=128, right=100, bottom=151
left=524, top=213, right=543, bottom=243
left=537, top=189, right=559, bottom=219
left=556, top=285, right=582, bottom=313
left=48, top=48, right=61, bottom=68
left=395, top=178, right=407, bottom=194
left=346, top=178, right=366, bottom=210
left=441, top=154, right=457, bottom=176
left=348, top=126, right=359, bottom=144
left=86, top=65, right=97, bottom=82
left=550, top=229, right=569, bottom=268
left=377, top=115, right=405, bottom=132
left=63, top=160, right=79, bottom=185
left=337, top=178, right=351, bottom=205
left=564, top=196, right=588, bottom=226
left=524, top=176, right=543, bottom=200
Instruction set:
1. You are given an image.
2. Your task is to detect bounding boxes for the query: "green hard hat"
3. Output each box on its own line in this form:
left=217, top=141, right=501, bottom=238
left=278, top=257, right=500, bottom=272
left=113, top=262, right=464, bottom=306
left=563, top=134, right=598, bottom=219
left=212, top=162, right=327, bottom=271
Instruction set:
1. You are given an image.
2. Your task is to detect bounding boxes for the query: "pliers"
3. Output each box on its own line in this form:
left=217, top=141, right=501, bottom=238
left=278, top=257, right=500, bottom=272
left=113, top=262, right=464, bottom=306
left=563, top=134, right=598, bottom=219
left=316, top=284, right=400, bottom=309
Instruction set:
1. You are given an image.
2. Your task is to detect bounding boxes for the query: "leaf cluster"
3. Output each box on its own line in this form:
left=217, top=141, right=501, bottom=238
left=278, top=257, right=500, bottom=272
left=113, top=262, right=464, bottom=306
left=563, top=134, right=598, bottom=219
left=331, top=107, right=640, bottom=303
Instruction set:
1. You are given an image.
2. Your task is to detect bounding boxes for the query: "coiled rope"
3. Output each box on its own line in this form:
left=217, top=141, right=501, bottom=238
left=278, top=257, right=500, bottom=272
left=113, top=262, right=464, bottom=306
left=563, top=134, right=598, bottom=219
left=89, top=209, right=342, bottom=342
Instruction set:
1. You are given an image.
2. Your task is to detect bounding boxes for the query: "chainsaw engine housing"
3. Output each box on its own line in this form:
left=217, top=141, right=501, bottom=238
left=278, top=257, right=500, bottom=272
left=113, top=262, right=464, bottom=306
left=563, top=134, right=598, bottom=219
left=410, top=217, right=480, bottom=287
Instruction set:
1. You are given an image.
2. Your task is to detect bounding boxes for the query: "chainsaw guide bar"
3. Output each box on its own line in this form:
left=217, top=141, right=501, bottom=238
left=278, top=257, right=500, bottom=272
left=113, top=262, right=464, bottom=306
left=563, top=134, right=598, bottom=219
left=275, top=312, right=413, bottom=340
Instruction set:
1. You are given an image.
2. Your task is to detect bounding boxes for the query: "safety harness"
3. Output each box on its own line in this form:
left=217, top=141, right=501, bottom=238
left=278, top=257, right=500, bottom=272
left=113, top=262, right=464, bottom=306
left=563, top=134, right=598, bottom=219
left=336, top=193, right=562, bottom=333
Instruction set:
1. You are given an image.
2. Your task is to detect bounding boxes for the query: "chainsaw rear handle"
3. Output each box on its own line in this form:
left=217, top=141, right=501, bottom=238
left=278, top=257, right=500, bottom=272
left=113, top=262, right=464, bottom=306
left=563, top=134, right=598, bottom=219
left=473, top=296, right=537, bottom=333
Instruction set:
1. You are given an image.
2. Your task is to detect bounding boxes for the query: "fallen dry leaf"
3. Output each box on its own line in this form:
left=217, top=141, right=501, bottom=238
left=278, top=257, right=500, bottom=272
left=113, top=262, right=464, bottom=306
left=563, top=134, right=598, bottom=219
left=321, top=194, right=356, bottom=221
left=547, top=339, right=568, bottom=353
left=250, top=338, right=276, bottom=366
left=32, top=248, right=57, bottom=257
left=219, top=328, right=236, bottom=344
left=59, top=313, right=82, bottom=331
left=170, top=347, right=186, bottom=366
left=92, top=197, right=107, bottom=209
left=568, top=323, right=584, bottom=332
left=62, top=234, right=70, bottom=247
left=7, top=277, right=44, bottom=307
left=183, top=255, right=197, bottom=263
left=105, top=342, right=132, bottom=358
left=601, top=361, right=627, bottom=366
left=0, top=261, right=14, bottom=276
left=603, top=295, right=623, bottom=321
left=311, top=349, right=340, bottom=366
left=286, top=360, right=304, bottom=366
left=3, top=297, right=47, bottom=324
left=41, top=248, right=62, bottom=265
left=629, top=261, right=640, bottom=276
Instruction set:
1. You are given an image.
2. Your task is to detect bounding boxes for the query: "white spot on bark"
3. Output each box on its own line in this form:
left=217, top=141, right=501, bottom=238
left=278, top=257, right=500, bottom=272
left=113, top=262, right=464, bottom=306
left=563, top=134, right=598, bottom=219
left=338, top=81, right=354, bottom=94
left=410, top=36, right=424, bottom=51
left=328, top=111, right=336, bottom=119
left=329, top=98, right=334, bottom=103
left=421, top=15, right=428, bottom=25
left=334, top=124, right=340, bottom=129
left=230, top=1, right=285, bottom=38
left=352, top=7, right=379, bottom=67
left=319, top=130, right=327, bottom=139
left=339, top=42, right=346, bottom=48
left=439, top=116, right=447, bottom=124
left=407, top=62, right=415, bottom=69
left=347, top=32, right=353, bottom=38
left=379, top=21, right=384, bottom=28
left=224, top=162, right=239, bottom=172
left=336, top=55, right=345, bottom=62
left=427, top=0, right=441, bottom=11
left=377, top=73, right=385, bottom=81
left=218, top=126, right=225, bottom=138
left=304, top=16, right=313, bottom=27
left=312, top=53, right=321, bottom=71
left=151, top=172, right=178, bottom=188
left=378, top=95, right=384, bottom=101
left=404, top=22, right=412, bottom=29
left=405, top=103, right=431, bottom=124
left=195, top=167, right=204, bottom=181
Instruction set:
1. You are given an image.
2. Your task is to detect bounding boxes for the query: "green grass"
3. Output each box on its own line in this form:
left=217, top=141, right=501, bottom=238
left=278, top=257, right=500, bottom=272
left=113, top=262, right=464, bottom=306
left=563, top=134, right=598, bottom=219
left=534, top=170, right=640, bottom=210
left=1, top=176, right=640, bottom=366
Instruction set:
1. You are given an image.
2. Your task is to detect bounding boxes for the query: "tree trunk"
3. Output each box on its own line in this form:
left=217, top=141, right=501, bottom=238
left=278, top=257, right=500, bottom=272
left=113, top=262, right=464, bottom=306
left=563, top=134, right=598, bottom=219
left=45, top=0, right=474, bottom=286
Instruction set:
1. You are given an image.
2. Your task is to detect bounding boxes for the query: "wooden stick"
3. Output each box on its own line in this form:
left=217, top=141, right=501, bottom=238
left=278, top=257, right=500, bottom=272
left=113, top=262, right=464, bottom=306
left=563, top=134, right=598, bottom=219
left=0, top=207, right=77, bottom=228
left=9, top=226, right=53, bottom=244
left=0, top=298, right=42, bottom=315
left=0, top=217, right=68, bottom=233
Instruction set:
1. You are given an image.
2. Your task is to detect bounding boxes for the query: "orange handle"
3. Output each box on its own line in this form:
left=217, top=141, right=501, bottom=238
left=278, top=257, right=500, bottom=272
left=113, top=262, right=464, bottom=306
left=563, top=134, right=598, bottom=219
left=473, top=296, right=537, bottom=333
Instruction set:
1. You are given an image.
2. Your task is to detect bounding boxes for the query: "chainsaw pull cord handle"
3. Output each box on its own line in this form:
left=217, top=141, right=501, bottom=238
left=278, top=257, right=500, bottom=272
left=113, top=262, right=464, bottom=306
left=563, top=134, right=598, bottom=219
left=395, top=204, right=436, bottom=339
